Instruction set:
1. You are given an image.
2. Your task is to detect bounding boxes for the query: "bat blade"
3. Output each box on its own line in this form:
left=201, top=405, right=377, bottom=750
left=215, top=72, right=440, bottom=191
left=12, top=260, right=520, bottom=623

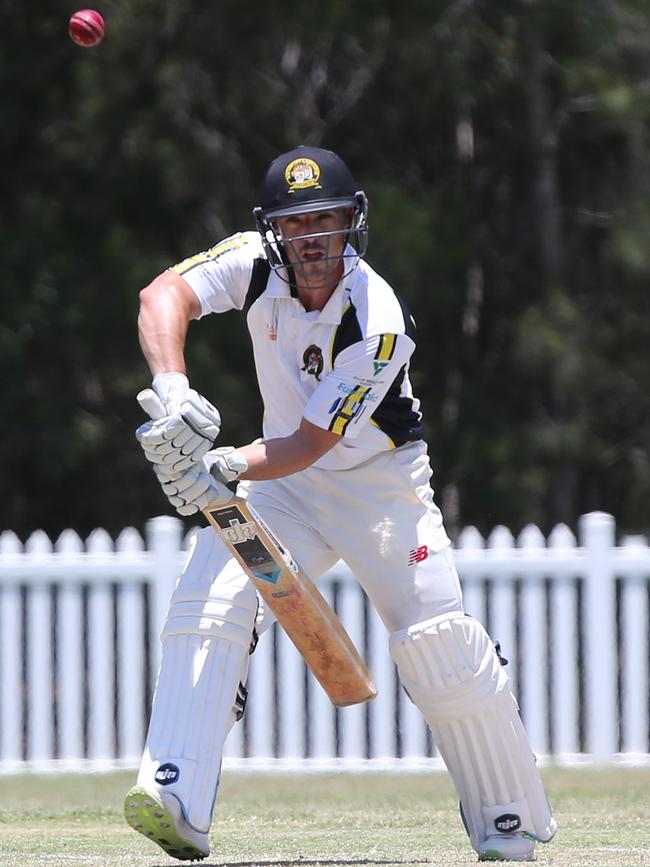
left=204, top=498, right=377, bottom=707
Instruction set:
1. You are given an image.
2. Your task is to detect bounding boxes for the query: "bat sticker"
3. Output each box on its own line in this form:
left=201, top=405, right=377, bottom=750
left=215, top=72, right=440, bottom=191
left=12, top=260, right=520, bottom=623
left=208, top=505, right=281, bottom=584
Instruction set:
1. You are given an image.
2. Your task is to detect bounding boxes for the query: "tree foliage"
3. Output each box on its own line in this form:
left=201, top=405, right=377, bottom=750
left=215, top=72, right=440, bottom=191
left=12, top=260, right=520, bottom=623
left=2, top=0, right=649, bottom=538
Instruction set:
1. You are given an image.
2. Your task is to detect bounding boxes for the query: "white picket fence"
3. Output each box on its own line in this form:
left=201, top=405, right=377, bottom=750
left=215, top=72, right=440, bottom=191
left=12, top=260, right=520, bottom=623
left=0, top=511, right=648, bottom=773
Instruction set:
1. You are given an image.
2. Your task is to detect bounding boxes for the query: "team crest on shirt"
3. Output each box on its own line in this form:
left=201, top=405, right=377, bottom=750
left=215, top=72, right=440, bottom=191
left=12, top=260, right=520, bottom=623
left=301, top=344, right=324, bottom=381
left=285, top=158, right=322, bottom=192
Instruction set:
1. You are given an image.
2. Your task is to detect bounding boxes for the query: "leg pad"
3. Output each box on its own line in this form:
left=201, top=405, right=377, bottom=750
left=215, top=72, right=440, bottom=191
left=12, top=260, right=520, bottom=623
left=136, top=528, right=258, bottom=838
left=390, top=612, right=557, bottom=854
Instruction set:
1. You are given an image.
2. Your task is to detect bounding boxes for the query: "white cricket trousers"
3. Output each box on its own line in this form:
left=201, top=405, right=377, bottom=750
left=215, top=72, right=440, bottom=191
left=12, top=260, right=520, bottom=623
left=244, top=439, right=464, bottom=634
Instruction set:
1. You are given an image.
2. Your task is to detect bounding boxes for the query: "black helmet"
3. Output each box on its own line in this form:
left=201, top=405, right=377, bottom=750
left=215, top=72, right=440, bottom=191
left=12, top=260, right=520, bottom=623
left=253, top=145, right=368, bottom=284
left=258, top=145, right=360, bottom=217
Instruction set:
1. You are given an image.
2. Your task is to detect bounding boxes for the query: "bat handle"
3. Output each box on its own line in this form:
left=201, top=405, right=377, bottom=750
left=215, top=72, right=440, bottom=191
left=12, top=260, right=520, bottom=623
left=137, top=388, right=166, bottom=421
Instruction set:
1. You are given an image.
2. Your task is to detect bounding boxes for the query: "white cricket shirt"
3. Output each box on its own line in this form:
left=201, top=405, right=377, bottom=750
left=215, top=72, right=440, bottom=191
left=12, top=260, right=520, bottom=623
left=171, top=231, right=423, bottom=470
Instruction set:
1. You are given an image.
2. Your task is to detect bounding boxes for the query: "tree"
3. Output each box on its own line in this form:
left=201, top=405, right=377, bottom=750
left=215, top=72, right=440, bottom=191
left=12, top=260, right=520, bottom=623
left=2, top=0, right=649, bottom=537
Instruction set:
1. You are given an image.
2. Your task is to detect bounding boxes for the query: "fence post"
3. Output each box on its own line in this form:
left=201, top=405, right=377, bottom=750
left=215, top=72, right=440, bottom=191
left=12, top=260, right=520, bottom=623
left=146, top=516, right=184, bottom=687
left=619, top=535, right=650, bottom=754
left=579, top=511, right=618, bottom=760
left=0, top=532, right=23, bottom=765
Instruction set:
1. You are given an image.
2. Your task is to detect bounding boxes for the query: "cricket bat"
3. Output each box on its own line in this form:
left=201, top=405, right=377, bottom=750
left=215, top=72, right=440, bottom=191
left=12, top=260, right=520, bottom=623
left=138, top=389, right=377, bottom=708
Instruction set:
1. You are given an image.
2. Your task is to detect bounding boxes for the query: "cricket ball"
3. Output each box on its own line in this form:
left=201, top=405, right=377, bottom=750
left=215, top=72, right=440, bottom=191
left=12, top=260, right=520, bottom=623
left=68, top=9, right=105, bottom=47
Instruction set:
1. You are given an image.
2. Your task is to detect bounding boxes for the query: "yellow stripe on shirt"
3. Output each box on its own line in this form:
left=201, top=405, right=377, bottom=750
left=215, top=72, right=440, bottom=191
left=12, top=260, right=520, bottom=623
left=329, top=386, right=371, bottom=436
left=171, top=236, right=249, bottom=276
left=375, top=333, right=397, bottom=362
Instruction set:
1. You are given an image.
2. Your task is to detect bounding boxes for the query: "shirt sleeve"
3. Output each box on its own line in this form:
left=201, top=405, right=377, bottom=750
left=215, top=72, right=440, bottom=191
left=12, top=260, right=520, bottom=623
left=169, top=232, right=260, bottom=317
left=302, top=333, right=415, bottom=438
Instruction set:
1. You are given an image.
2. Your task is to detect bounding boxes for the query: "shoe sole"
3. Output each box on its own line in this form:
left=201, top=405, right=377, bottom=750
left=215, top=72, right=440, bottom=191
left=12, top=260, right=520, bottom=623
left=124, top=785, right=208, bottom=861
left=479, top=848, right=534, bottom=862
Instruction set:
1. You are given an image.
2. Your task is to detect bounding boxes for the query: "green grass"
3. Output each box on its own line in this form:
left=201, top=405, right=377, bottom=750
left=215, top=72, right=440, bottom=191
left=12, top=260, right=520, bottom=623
left=1, top=766, right=650, bottom=866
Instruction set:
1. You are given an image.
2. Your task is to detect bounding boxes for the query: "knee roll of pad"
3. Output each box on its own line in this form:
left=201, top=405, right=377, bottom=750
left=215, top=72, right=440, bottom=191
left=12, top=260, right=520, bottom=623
left=389, top=612, right=557, bottom=853
left=163, top=526, right=259, bottom=648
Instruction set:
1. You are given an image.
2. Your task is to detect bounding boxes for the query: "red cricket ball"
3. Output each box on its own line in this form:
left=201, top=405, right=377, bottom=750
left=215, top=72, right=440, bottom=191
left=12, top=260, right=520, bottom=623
left=68, top=9, right=105, bottom=47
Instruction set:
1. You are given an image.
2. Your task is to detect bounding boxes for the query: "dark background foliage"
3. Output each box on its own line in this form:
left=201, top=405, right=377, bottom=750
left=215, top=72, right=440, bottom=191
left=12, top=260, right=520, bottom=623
left=2, top=0, right=649, bottom=539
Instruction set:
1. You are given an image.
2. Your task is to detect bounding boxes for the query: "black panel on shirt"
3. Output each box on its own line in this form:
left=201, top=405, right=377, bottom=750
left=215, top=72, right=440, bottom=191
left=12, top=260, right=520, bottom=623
left=243, top=258, right=271, bottom=317
left=373, top=294, right=423, bottom=445
left=371, top=368, right=424, bottom=446
left=331, top=299, right=363, bottom=363
left=332, top=290, right=423, bottom=447
left=397, top=292, right=417, bottom=342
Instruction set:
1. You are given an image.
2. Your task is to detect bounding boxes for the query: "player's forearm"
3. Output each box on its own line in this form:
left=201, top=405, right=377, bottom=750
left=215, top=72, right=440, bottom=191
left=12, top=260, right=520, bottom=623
left=138, top=275, right=200, bottom=374
left=238, top=438, right=316, bottom=480
left=238, top=421, right=340, bottom=480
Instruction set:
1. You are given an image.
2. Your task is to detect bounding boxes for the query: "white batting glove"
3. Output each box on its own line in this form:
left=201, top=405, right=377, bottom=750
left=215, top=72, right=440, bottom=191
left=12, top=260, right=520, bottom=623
left=157, top=464, right=234, bottom=517
left=203, top=447, right=249, bottom=484
left=152, top=372, right=192, bottom=415
left=152, top=445, right=248, bottom=485
left=135, top=377, right=222, bottom=472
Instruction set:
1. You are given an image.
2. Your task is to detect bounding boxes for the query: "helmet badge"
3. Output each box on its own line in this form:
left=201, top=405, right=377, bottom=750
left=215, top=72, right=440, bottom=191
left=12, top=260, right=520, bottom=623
left=285, top=158, right=322, bottom=193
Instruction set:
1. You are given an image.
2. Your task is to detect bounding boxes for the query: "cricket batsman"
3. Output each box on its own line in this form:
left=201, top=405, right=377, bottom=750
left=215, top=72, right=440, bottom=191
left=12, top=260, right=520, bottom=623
left=124, top=145, right=557, bottom=862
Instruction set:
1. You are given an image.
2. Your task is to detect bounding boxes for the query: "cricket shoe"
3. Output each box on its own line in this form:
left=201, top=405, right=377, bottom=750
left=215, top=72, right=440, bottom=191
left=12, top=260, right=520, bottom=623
left=124, top=784, right=209, bottom=861
left=478, top=832, right=536, bottom=861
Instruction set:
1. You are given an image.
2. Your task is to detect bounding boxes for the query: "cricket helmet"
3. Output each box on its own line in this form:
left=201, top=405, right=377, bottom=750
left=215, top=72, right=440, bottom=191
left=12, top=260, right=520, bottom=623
left=253, top=145, right=368, bottom=282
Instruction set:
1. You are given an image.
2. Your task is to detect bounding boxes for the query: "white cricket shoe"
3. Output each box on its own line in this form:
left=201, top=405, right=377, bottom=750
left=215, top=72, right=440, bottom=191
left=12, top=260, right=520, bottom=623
left=124, top=784, right=210, bottom=861
left=478, top=833, right=536, bottom=861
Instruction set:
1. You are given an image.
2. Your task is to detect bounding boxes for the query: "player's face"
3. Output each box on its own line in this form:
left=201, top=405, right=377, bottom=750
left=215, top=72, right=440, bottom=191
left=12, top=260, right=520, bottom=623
left=274, top=209, right=351, bottom=290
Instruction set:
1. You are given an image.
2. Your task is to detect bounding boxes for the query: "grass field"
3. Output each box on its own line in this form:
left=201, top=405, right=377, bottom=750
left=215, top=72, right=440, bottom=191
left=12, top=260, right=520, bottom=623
left=1, top=766, right=649, bottom=866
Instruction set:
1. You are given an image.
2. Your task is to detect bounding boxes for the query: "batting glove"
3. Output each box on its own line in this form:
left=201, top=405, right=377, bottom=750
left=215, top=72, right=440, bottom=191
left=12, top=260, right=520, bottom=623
left=152, top=372, right=193, bottom=415
left=135, top=378, right=222, bottom=473
left=158, top=464, right=234, bottom=517
left=203, top=447, right=249, bottom=484
left=152, top=445, right=248, bottom=485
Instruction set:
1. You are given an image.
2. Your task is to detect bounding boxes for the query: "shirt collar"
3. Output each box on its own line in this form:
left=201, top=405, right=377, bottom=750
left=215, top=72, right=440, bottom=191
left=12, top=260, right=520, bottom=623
left=265, top=268, right=294, bottom=298
left=316, top=280, right=349, bottom=324
left=264, top=244, right=360, bottom=324
left=317, top=244, right=360, bottom=324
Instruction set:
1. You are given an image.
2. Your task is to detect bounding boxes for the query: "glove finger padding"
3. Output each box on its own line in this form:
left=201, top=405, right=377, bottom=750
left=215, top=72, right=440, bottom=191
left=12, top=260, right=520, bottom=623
left=136, top=392, right=221, bottom=471
left=152, top=454, right=197, bottom=480
left=141, top=432, right=212, bottom=465
left=153, top=462, right=183, bottom=484
left=159, top=465, right=233, bottom=516
left=135, top=417, right=196, bottom=449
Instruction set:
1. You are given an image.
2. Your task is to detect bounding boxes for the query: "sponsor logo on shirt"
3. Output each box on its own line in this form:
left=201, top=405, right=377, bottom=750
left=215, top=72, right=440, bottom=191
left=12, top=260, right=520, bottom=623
left=336, top=382, right=378, bottom=402
left=373, top=334, right=397, bottom=376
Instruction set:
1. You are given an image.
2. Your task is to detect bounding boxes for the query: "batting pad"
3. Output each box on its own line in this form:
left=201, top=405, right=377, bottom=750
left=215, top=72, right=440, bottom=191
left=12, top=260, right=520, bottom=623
left=389, top=613, right=557, bottom=854
left=138, top=529, right=258, bottom=833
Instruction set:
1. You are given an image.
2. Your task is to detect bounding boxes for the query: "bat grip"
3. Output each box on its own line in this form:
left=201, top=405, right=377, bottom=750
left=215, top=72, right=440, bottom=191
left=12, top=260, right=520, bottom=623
left=137, top=388, right=166, bottom=420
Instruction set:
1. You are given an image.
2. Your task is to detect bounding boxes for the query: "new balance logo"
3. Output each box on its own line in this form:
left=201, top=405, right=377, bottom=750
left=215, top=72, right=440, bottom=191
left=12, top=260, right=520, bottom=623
left=408, top=545, right=429, bottom=565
